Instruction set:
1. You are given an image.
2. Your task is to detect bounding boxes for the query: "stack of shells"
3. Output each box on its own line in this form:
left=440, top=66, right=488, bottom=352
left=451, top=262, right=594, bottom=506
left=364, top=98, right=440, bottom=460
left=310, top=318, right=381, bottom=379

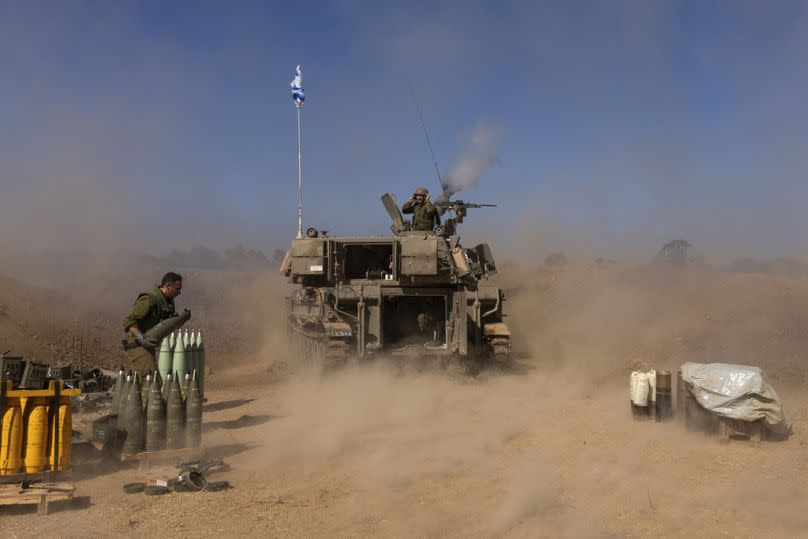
left=111, top=329, right=206, bottom=456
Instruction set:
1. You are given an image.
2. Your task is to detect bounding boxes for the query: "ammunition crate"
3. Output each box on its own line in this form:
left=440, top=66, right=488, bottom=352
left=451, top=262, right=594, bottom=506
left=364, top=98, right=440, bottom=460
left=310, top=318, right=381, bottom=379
left=20, top=361, right=50, bottom=389
left=1, top=356, right=26, bottom=387
left=46, top=363, right=74, bottom=380
left=92, top=414, right=121, bottom=446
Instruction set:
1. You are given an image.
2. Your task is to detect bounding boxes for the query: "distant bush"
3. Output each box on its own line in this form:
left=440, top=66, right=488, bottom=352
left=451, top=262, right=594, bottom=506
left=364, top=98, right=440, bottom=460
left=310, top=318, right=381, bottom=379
left=544, top=252, right=568, bottom=267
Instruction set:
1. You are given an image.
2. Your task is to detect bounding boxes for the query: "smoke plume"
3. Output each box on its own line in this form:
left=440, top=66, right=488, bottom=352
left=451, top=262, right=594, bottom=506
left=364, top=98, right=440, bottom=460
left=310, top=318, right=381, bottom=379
left=444, top=120, right=502, bottom=194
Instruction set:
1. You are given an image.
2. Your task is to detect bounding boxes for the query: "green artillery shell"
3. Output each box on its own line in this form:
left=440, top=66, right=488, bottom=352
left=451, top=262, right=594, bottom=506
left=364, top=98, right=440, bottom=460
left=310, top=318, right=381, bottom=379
left=157, top=338, right=173, bottom=386
left=185, top=370, right=202, bottom=449
left=121, top=373, right=145, bottom=456
left=110, top=366, right=125, bottom=415
left=145, top=372, right=165, bottom=452
left=141, top=371, right=152, bottom=412
left=117, top=372, right=133, bottom=434
left=172, top=332, right=187, bottom=396
left=165, top=373, right=186, bottom=450
left=197, top=332, right=205, bottom=398
left=162, top=371, right=172, bottom=404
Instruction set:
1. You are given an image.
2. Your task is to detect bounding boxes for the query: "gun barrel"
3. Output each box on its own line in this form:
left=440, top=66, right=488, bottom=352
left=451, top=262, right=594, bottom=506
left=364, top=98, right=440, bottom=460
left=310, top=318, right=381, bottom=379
left=434, top=201, right=496, bottom=208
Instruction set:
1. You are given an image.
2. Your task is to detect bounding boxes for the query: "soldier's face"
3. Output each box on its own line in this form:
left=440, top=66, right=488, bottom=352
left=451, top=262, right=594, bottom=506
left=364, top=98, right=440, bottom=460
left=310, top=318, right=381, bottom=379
left=414, top=194, right=425, bottom=204
left=164, top=281, right=182, bottom=298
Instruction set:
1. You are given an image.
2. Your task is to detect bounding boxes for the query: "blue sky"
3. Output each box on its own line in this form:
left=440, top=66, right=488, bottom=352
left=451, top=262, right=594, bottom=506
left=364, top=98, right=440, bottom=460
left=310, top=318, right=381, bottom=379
left=1, top=1, right=807, bottom=261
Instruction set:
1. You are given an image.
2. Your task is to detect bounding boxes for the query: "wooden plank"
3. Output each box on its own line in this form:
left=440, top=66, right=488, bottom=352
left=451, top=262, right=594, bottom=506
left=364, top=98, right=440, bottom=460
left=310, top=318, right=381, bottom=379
left=0, top=482, right=74, bottom=499
left=0, top=482, right=74, bottom=515
left=0, top=491, right=73, bottom=505
left=26, top=483, right=75, bottom=493
left=0, top=470, right=71, bottom=484
left=0, top=492, right=72, bottom=513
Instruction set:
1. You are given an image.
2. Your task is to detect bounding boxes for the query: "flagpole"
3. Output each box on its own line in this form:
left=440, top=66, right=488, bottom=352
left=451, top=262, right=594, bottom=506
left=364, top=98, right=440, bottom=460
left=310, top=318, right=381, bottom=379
left=291, top=65, right=304, bottom=238
left=296, top=102, right=303, bottom=239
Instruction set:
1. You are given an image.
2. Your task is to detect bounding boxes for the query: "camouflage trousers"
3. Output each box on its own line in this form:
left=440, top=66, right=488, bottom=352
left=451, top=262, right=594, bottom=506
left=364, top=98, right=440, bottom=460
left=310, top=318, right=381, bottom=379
left=126, top=346, right=157, bottom=378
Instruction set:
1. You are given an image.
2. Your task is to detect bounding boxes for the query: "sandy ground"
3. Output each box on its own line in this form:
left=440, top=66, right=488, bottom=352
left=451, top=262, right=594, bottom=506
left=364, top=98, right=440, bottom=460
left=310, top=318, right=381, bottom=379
left=3, top=358, right=807, bottom=538
left=3, top=264, right=808, bottom=537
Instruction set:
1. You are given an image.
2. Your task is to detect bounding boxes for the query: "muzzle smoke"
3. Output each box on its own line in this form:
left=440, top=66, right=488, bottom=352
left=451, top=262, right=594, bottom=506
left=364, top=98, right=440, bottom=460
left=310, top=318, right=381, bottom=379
left=444, top=120, right=502, bottom=195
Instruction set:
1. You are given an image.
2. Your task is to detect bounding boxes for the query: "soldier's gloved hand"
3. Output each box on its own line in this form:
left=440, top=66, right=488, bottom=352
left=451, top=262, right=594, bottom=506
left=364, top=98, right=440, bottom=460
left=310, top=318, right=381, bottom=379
left=183, top=308, right=191, bottom=321
left=133, top=331, right=158, bottom=350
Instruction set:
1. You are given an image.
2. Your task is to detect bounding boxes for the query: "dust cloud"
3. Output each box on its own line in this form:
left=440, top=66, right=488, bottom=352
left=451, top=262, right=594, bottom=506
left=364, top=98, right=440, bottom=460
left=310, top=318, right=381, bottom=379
left=213, top=259, right=808, bottom=537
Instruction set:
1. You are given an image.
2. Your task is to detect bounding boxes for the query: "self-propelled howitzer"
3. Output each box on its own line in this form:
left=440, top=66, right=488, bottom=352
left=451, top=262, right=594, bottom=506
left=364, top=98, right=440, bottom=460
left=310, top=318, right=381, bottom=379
left=280, top=193, right=511, bottom=367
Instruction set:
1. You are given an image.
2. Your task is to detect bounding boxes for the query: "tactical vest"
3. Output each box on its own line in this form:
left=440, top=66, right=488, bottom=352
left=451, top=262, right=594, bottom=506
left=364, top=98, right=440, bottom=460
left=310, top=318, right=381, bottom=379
left=410, top=204, right=437, bottom=231
left=135, top=287, right=176, bottom=334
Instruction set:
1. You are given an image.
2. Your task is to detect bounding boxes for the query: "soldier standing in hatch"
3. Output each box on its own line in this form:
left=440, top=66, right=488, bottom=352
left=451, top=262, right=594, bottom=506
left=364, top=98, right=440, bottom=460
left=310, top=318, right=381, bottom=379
left=121, top=272, right=187, bottom=377
left=402, top=187, right=437, bottom=231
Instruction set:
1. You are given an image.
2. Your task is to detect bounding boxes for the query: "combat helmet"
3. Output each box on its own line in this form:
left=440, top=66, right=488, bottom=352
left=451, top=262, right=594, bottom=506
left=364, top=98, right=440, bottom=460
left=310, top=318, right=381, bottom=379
left=413, top=187, right=429, bottom=196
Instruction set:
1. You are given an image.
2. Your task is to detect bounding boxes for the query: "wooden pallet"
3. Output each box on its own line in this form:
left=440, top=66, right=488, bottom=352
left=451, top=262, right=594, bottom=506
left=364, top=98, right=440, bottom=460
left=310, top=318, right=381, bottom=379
left=0, top=482, right=75, bottom=515
left=718, top=417, right=764, bottom=444
left=0, top=470, right=71, bottom=485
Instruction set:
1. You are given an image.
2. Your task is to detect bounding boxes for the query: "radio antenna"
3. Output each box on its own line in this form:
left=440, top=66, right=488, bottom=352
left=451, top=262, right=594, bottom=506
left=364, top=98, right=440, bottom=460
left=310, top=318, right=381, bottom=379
left=408, top=83, right=447, bottom=193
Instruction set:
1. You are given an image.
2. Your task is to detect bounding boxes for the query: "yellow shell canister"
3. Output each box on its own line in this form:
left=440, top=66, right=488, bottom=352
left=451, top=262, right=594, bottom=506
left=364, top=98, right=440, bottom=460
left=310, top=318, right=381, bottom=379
left=49, top=400, right=72, bottom=471
left=22, top=397, right=50, bottom=473
left=1, top=396, right=23, bottom=474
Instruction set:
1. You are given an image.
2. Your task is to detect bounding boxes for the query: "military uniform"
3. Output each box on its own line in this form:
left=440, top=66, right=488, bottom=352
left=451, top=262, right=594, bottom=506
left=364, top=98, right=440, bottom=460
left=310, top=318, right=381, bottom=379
left=416, top=312, right=433, bottom=333
left=402, top=199, right=437, bottom=231
left=122, top=287, right=177, bottom=376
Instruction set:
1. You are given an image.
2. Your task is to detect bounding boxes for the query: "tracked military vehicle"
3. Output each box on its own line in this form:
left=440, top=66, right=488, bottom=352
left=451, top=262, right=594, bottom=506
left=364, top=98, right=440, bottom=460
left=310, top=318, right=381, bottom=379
left=281, top=193, right=511, bottom=367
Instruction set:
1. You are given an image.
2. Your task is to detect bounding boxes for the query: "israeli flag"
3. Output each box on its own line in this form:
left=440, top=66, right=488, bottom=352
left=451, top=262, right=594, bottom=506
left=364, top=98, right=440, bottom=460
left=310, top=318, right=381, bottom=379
left=291, top=65, right=304, bottom=106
